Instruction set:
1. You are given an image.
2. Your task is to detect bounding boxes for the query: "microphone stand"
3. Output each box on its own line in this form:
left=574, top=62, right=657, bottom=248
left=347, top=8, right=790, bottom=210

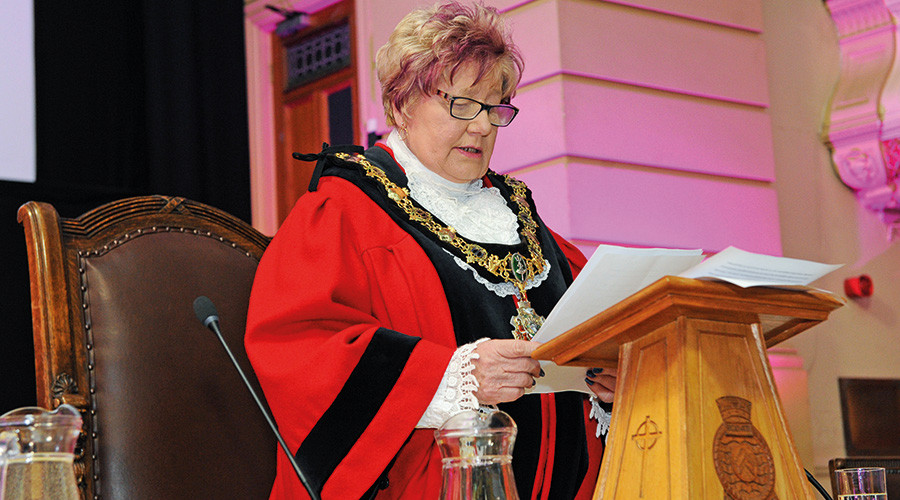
left=194, top=296, right=321, bottom=500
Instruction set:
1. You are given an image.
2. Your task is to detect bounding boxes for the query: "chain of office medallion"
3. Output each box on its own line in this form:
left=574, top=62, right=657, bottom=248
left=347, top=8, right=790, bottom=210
left=335, top=152, right=545, bottom=289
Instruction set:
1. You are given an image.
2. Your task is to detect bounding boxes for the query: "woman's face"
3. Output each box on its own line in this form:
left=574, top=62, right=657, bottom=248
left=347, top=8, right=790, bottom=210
left=395, top=65, right=504, bottom=183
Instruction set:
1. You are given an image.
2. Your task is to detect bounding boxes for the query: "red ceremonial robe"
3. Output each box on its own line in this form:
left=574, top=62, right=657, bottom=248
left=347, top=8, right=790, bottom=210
left=245, top=145, right=603, bottom=499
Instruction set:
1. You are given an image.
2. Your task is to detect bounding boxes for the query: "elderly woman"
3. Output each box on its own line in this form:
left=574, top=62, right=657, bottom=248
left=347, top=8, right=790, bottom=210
left=245, top=2, right=615, bottom=499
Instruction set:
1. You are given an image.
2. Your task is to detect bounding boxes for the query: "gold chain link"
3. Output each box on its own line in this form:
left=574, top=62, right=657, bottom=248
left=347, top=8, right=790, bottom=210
left=336, top=152, right=545, bottom=292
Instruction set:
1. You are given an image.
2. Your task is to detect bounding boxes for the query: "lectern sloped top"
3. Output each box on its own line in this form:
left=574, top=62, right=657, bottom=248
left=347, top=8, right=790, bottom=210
left=532, top=275, right=844, bottom=368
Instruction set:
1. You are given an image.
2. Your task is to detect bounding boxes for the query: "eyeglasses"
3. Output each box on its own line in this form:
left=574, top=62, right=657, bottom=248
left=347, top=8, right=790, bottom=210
left=435, top=90, right=519, bottom=127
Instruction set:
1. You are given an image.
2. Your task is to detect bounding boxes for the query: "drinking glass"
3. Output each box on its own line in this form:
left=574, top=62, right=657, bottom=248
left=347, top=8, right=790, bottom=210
left=834, top=467, right=887, bottom=500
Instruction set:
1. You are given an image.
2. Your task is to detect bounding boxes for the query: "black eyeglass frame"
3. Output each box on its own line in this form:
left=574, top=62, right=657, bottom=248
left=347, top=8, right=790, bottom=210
left=435, top=90, right=520, bottom=127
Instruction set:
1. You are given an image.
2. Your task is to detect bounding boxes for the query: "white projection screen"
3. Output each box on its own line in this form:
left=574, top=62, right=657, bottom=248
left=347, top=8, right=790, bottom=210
left=0, top=2, right=36, bottom=183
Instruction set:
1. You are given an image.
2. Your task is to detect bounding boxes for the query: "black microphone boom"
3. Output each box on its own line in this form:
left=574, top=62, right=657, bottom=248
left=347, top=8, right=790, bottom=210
left=193, top=296, right=321, bottom=500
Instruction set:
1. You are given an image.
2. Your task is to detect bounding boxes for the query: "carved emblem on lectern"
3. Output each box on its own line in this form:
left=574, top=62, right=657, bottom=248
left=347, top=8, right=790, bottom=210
left=631, top=415, right=662, bottom=498
left=713, top=396, right=777, bottom=500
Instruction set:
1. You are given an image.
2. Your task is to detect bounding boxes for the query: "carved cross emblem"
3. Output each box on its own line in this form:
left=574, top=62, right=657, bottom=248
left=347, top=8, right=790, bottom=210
left=631, top=415, right=662, bottom=498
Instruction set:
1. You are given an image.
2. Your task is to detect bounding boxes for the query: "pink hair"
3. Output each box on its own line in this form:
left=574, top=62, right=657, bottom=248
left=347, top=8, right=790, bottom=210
left=376, top=1, right=525, bottom=127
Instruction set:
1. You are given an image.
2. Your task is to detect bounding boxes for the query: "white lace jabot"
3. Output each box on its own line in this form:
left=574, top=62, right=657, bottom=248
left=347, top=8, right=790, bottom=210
left=385, top=131, right=519, bottom=245
left=387, top=131, right=563, bottom=428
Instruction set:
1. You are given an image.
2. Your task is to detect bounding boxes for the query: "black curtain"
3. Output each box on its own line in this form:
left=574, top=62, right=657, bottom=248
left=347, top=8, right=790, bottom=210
left=0, top=1, right=251, bottom=411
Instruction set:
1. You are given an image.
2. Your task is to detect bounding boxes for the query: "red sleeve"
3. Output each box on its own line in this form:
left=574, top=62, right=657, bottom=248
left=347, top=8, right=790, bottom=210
left=549, top=229, right=587, bottom=279
left=245, top=177, right=455, bottom=499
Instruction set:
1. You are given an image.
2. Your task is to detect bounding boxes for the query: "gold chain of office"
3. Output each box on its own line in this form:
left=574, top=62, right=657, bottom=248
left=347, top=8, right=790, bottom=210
left=335, top=152, right=546, bottom=295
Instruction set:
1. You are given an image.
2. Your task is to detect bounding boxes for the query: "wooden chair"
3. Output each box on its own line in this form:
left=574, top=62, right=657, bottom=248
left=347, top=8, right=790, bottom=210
left=18, top=195, right=275, bottom=500
left=829, top=457, right=900, bottom=499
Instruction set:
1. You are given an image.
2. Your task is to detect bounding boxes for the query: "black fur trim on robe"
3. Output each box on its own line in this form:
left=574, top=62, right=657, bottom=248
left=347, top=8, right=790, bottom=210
left=294, top=328, right=419, bottom=495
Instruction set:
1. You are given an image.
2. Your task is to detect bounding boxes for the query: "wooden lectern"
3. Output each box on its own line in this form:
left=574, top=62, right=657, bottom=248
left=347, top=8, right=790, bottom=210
left=532, top=276, right=843, bottom=499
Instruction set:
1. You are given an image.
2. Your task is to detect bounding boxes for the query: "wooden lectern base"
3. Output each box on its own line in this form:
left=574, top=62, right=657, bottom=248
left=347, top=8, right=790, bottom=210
left=532, top=277, right=843, bottom=499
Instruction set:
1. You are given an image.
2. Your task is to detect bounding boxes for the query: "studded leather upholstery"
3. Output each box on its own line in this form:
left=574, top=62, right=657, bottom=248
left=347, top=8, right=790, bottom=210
left=18, top=196, right=275, bottom=500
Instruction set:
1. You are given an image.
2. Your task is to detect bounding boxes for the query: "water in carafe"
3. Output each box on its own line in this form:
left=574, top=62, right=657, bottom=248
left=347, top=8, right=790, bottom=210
left=435, top=409, right=519, bottom=500
left=0, top=404, right=82, bottom=500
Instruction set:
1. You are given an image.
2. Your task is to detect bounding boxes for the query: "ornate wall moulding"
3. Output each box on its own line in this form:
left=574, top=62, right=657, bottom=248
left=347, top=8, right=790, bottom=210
left=825, top=0, right=900, bottom=239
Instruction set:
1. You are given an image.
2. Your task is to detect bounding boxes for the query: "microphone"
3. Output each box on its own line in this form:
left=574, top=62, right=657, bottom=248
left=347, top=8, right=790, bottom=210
left=193, top=296, right=321, bottom=500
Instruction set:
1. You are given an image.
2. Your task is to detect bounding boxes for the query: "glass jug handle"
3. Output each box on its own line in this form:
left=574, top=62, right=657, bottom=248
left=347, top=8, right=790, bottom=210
left=0, top=429, right=21, bottom=500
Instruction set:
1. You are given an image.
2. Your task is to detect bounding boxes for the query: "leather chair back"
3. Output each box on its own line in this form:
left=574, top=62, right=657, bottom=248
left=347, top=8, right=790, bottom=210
left=18, top=196, right=275, bottom=500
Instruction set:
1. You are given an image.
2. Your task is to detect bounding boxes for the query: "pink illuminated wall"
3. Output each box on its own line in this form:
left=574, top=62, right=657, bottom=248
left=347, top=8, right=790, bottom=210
left=250, top=0, right=782, bottom=256
left=489, top=0, right=781, bottom=256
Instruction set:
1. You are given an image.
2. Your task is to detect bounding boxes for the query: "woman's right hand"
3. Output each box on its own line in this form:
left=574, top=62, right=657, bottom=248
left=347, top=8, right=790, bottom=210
left=472, top=339, right=543, bottom=405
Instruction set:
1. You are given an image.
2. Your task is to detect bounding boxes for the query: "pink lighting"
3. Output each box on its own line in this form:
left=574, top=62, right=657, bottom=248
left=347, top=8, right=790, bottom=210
left=486, top=0, right=781, bottom=256
left=824, top=0, right=900, bottom=241
left=516, top=161, right=781, bottom=254
left=494, top=78, right=775, bottom=180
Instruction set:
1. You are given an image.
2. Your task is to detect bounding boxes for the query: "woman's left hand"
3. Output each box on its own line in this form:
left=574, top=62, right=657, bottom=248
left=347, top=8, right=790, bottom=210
left=585, top=367, right=617, bottom=403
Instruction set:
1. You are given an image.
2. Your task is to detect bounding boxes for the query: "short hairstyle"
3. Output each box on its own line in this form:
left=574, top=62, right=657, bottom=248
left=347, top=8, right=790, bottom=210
left=375, top=1, right=525, bottom=127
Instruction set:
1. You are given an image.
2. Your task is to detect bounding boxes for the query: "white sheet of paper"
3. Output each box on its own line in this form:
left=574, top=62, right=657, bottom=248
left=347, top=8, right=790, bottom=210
left=531, top=360, right=594, bottom=395
left=678, top=246, right=843, bottom=288
left=528, top=245, right=703, bottom=395
left=533, top=245, right=704, bottom=343
left=527, top=245, right=841, bottom=395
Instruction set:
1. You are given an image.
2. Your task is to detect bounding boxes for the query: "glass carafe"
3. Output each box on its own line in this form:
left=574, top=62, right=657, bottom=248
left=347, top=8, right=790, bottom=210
left=435, top=409, right=519, bottom=500
left=0, top=405, right=82, bottom=500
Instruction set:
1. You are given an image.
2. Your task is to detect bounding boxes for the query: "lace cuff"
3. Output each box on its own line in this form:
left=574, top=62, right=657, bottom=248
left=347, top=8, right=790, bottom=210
left=589, top=396, right=612, bottom=438
left=416, top=338, right=489, bottom=428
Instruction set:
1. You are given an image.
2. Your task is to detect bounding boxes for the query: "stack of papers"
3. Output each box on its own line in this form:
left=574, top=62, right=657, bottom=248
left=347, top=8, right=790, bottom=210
left=529, top=245, right=842, bottom=394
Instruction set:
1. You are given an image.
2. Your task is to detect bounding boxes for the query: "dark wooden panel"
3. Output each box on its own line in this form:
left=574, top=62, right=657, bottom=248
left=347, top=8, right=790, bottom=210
left=839, top=378, right=900, bottom=455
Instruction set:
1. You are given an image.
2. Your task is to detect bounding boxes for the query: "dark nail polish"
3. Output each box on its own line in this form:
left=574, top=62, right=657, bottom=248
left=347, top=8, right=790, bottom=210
left=592, top=367, right=604, bottom=375
left=585, top=378, right=594, bottom=386
left=539, top=369, right=545, bottom=377
left=585, top=369, right=594, bottom=378
left=532, top=378, right=537, bottom=387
